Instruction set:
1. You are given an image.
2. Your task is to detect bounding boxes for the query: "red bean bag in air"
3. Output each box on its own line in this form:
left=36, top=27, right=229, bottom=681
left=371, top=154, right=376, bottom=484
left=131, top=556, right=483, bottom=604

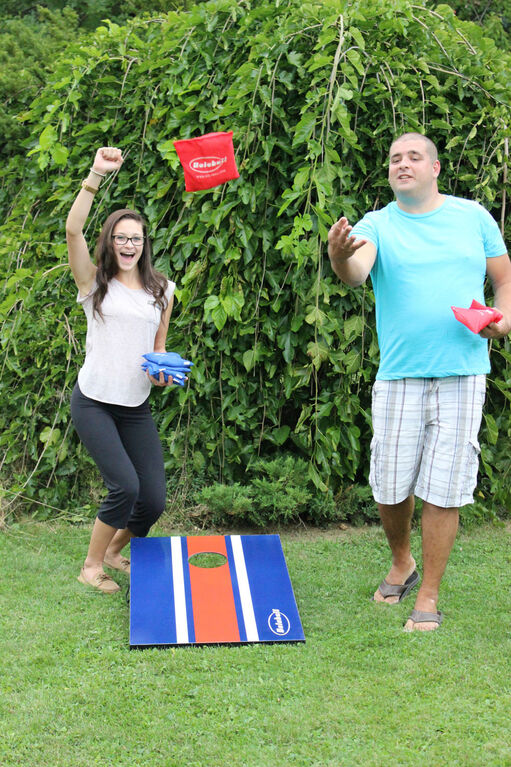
left=173, top=131, right=239, bottom=191
left=451, top=299, right=503, bottom=333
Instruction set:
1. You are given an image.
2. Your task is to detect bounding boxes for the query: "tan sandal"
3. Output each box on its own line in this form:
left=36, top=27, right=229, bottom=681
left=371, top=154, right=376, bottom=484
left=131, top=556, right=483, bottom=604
left=78, top=567, right=120, bottom=594
left=103, top=557, right=131, bottom=575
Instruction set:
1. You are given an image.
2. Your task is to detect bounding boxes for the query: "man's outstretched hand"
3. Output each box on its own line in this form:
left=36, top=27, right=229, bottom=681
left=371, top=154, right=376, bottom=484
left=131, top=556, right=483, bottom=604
left=328, top=216, right=368, bottom=263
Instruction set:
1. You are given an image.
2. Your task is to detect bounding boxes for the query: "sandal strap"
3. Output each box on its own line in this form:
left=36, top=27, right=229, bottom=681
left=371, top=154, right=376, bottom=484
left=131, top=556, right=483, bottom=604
left=378, top=579, right=406, bottom=598
left=409, top=609, right=443, bottom=625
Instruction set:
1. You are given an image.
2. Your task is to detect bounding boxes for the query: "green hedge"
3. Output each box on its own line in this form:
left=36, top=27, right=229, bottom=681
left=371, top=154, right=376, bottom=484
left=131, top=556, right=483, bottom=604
left=1, top=0, right=511, bottom=521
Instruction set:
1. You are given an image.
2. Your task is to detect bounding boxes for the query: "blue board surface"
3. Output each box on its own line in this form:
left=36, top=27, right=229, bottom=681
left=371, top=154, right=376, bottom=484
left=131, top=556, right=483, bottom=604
left=130, top=534, right=305, bottom=647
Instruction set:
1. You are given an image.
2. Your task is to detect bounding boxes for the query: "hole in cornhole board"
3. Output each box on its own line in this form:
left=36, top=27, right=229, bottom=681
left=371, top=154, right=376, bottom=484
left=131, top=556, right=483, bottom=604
left=189, top=552, right=228, bottom=568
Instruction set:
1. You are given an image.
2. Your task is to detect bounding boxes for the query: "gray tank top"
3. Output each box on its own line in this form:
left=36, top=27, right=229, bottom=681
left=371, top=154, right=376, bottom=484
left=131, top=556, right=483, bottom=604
left=77, top=277, right=176, bottom=406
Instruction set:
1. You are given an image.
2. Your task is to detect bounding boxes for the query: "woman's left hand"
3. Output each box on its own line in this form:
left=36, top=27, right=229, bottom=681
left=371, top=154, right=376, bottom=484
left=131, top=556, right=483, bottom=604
left=146, top=371, right=174, bottom=387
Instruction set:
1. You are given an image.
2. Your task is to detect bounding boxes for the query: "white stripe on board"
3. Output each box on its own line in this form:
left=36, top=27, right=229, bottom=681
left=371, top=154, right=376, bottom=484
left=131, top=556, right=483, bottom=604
left=171, top=536, right=189, bottom=644
left=230, top=535, right=259, bottom=642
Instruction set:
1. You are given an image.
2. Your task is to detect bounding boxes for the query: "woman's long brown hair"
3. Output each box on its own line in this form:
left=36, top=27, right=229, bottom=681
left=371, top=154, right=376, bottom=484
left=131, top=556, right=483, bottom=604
left=92, top=209, right=168, bottom=317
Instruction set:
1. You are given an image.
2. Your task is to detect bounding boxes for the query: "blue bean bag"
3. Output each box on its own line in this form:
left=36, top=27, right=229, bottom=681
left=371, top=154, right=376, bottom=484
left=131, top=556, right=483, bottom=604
left=141, top=352, right=193, bottom=386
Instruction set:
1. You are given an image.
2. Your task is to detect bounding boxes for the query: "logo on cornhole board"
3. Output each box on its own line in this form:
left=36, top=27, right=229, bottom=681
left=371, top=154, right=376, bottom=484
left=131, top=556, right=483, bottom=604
left=173, top=131, right=239, bottom=191
left=129, top=534, right=305, bottom=647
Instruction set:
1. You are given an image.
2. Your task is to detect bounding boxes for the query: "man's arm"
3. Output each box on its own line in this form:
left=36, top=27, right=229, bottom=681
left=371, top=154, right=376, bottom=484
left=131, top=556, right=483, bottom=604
left=480, top=253, right=511, bottom=339
left=327, top=216, right=377, bottom=287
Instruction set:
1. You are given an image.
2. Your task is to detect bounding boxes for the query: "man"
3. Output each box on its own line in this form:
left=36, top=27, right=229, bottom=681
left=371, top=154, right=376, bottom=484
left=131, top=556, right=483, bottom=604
left=328, top=132, right=511, bottom=631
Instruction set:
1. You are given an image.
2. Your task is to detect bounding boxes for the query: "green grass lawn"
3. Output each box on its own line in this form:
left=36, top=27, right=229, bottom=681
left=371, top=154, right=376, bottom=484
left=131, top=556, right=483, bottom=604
left=1, top=519, right=510, bottom=767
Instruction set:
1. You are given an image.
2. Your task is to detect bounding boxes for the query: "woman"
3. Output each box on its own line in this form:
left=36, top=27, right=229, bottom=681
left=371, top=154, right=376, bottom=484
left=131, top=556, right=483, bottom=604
left=66, top=146, right=175, bottom=593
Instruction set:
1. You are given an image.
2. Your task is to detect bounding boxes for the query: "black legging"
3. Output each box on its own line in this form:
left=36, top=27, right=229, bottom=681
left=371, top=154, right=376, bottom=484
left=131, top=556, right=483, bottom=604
left=70, top=383, right=166, bottom=537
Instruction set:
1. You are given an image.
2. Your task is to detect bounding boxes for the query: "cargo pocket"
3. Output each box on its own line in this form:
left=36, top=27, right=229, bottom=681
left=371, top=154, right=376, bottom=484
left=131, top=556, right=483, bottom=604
left=369, top=436, right=381, bottom=493
left=462, top=439, right=481, bottom=496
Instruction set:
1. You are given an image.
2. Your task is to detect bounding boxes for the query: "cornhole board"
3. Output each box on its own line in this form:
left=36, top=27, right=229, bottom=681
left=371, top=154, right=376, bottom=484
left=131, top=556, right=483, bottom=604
left=130, top=534, right=305, bottom=648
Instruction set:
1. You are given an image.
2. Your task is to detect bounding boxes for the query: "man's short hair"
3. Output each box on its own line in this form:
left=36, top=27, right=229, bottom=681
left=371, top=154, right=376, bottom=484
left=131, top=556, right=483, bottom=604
left=390, top=132, right=438, bottom=162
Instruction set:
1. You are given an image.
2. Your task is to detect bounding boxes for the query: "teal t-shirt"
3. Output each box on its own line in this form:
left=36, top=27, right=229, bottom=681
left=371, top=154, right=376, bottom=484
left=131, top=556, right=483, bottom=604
left=351, top=196, right=506, bottom=380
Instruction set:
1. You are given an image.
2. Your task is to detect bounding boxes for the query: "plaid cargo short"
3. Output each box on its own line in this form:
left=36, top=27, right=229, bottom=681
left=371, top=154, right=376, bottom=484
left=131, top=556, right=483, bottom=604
left=369, top=375, right=486, bottom=508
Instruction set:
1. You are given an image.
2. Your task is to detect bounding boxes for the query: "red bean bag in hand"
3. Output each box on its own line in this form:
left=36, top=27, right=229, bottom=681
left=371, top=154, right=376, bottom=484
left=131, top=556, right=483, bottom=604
left=451, top=299, right=503, bottom=333
left=173, top=131, right=239, bottom=191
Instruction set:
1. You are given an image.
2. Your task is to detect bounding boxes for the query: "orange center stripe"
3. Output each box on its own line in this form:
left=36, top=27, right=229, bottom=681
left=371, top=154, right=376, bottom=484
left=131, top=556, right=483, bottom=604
left=187, top=536, right=240, bottom=643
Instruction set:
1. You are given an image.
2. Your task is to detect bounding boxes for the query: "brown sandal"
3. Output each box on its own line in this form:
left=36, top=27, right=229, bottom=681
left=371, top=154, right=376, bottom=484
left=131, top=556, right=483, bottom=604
left=373, top=570, right=420, bottom=603
left=405, top=609, right=444, bottom=630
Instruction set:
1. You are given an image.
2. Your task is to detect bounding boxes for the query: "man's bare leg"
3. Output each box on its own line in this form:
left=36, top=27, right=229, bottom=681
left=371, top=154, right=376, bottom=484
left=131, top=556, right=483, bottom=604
left=373, top=495, right=417, bottom=603
left=404, top=501, right=458, bottom=631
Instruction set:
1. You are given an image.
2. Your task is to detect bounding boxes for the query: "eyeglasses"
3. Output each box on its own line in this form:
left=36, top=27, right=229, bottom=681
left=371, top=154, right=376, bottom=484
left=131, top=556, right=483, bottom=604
left=112, top=235, right=145, bottom=247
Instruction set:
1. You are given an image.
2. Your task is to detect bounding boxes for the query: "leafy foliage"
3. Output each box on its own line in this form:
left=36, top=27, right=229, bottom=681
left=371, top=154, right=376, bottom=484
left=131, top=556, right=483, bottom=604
left=194, top=456, right=338, bottom=527
left=1, top=0, right=511, bottom=521
left=442, top=0, right=511, bottom=49
left=0, top=2, right=202, bottom=164
left=0, top=0, right=198, bottom=30
left=444, top=0, right=511, bottom=23
left=0, top=7, right=79, bottom=160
